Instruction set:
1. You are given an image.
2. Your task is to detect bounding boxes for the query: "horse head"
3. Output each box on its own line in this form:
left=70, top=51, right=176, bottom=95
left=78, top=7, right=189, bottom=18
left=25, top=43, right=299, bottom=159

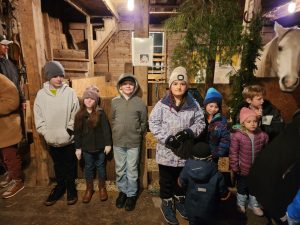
left=255, top=22, right=300, bottom=92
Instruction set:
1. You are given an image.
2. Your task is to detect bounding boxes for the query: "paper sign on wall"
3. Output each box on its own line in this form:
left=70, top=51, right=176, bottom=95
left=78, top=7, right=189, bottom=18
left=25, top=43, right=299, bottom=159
left=132, top=37, right=153, bottom=66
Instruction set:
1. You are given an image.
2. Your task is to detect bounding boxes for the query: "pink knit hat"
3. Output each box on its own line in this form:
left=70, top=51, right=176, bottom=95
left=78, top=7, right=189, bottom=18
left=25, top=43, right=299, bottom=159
left=82, top=85, right=100, bottom=105
left=240, top=107, right=257, bottom=124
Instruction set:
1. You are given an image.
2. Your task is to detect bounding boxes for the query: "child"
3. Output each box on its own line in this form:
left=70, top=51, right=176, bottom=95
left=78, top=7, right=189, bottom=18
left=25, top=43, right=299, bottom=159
left=149, top=66, right=205, bottom=225
left=178, top=142, right=230, bottom=225
left=0, top=73, right=24, bottom=198
left=203, top=87, right=230, bottom=161
left=230, top=107, right=268, bottom=216
left=74, top=86, right=112, bottom=203
left=111, top=73, right=147, bottom=211
left=34, top=61, right=80, bottom=206
left=238, top=84, right=284, bottom=141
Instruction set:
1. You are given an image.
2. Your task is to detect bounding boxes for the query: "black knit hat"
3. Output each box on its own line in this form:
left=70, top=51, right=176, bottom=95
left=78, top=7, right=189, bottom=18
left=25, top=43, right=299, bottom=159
left=191, top=142, right=212, bottom=159
left=120, top=76, right=135, bottom=84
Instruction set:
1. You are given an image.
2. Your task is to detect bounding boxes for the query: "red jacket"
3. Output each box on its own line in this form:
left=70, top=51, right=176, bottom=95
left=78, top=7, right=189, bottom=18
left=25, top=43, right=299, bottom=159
left=229, top=129, right=268, bottom=176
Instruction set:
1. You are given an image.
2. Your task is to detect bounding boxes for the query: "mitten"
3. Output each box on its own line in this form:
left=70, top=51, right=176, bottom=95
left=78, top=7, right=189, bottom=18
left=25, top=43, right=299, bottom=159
left=104, top=146, right=112, bottom=155
left=165, top=135, right=181, bottom=149
left=175, top=129, right=194, bottom=142
left=75, top=149, right=82, bottom=160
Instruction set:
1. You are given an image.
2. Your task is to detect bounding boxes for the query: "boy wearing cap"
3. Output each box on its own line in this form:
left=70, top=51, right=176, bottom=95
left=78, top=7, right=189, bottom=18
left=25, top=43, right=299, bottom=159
left=230, top=107, right=268, bottom=216
left=203, top=87, right=230, bottom=161
left=178, top=142, right=230, bottom=225
left=149, top=66, right=205, bottom=225
left=111, top=73, right=147, bottom=211
left=74, top=85, right=112, bottom=203
left=34, top=61, right=80, bottom=206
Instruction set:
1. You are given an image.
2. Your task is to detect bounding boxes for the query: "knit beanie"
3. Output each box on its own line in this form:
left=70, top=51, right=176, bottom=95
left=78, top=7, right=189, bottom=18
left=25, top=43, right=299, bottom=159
left=44, top=61, right=65, bottom=81
left=168, top=66, right=188, bottom=87
left=120, top=76, right=136, bottom=85
left=82, top=85, right=100, bottom=105
left=191, top=142, right=212, bottom=159
left=203, top=87, right=222, bottom=106
left=240, top=107, right=257, bottom=124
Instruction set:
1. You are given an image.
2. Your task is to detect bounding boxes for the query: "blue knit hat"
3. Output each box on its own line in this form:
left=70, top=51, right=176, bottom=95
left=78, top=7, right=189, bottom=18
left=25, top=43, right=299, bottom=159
left=203, top=87, right=222, bottom=106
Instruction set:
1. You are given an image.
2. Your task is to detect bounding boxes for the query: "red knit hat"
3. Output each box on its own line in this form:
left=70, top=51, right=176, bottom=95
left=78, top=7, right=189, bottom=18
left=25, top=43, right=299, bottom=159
left=240, top=107, right=257, bottom=124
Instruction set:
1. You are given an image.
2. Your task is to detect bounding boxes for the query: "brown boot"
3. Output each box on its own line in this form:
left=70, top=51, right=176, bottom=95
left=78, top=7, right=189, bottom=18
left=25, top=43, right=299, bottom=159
left=82, top=180, right=94, bottom=203
left=98, top=179, right=108, bottom=201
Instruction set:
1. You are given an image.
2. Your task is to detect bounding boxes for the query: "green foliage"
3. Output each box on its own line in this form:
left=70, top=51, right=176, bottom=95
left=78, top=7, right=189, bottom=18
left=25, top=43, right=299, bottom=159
left=229, top=13, right=263, bottom=122
left=164, top=0, right=244, bottom=81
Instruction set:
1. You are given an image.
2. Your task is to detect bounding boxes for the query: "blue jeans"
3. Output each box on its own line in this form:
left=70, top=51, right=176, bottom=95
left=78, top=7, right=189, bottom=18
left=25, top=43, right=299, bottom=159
left=83, top=151, right=106, bottom=182
left=113, top=146, right=140, bottom=197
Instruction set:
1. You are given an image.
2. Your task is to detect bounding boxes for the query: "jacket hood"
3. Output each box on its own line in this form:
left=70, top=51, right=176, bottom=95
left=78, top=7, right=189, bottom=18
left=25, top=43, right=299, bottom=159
left=43, top=81, right=69, bottom=96
left=161, top=91, right=199, bottom=111
left=186, top=159, right=218, bottom=182
left=116, top=73, right=139, bottom=98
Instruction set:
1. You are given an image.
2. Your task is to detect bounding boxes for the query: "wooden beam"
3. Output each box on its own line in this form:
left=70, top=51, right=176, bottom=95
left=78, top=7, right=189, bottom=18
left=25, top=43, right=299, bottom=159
left=86, top=16, right=94, bottom=76
left=263, top=0, right=300, bottom=20
left=64, top=0, right=89, bottom=16
left=102, top=0, right=120, bottom=21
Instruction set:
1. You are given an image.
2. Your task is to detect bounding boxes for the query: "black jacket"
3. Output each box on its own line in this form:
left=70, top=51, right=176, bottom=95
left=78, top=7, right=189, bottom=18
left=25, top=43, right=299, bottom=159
left=74, top=109, right=112, bottom=152
left=248, top=110, right=300, bottom=220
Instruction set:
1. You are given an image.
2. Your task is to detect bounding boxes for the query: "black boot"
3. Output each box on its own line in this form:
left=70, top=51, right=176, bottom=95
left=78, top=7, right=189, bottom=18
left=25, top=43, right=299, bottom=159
left=125, top=196, right=137, bottom=211
left=44, top=185, right=66, bottom=206
left=116, top=192, right=127, bottom=208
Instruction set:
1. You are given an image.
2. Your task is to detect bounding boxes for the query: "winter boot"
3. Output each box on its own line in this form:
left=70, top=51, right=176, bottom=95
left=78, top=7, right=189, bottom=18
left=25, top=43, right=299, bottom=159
left=44, top=185, right=66, bottom=206
left=66, top=181, right=78, bottom=205
left=161, top=198, right=179, bottom=225
left=98, top=179, right=108, bottom=201
left=125, top=196, right=137, bottom=211
left=82, top=180, right=94, bottom=203
left=236, top=193, right=248, bottom=214
left=116, top=192, right=127, bottom=208
left=174, top=195, right=188, bottom=219
left=249, top=195, right=264, bottom=216
left=0, top=172, right=12, bottom=188
left=2, top=179, right=24, bottom=199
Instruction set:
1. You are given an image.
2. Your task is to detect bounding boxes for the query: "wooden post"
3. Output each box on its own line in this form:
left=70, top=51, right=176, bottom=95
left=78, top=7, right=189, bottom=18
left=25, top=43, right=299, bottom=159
left=17, top=0, right=49, bottom=186
left=86, top=15, right=94, bottom=76
left=134, top=0, right=149, bottom=189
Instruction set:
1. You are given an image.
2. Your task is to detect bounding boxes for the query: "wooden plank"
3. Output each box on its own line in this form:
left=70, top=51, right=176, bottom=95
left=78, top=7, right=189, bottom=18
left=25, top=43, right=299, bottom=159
left=218, top=157, right=231, bottom=172
left=53, top=49, right=87, bottom=58
left=86, top=16, right=94, bottom=76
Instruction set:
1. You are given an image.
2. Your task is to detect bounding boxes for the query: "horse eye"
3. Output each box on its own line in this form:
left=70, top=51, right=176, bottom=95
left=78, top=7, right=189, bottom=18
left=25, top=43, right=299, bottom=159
left=278, top=46, right=283, bottom=51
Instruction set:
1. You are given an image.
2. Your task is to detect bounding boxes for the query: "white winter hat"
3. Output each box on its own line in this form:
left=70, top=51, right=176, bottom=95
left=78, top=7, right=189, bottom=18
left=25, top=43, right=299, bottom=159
left=168, top=66, right=188, bottom=87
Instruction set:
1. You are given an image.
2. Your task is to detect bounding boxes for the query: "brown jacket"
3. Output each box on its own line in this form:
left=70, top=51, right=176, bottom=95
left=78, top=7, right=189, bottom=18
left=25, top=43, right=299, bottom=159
left=0, top=74, right=22, bottom=148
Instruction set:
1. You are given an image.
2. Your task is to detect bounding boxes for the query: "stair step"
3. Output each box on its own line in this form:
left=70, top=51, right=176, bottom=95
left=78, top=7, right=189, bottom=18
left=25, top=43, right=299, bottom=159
left=53, top=49, right=87, bottom=59
left=53, top=57, right=89, bottom=62
left=64, top=68, right=88, bottom=72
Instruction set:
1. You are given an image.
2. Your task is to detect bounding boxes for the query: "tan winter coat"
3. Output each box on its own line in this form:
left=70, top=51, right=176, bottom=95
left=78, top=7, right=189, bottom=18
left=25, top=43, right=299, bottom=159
left=0, top=74, right=22, bottom=148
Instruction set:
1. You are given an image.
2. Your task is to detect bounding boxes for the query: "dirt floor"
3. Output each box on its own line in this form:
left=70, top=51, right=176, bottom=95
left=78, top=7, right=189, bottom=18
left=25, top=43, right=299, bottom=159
left=0, top=182, right=274, bottom=225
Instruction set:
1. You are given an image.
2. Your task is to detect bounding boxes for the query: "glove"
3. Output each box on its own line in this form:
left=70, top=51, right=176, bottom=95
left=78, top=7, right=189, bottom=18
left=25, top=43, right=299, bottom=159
left=75, top=149, right=82, bottom=160
left=104, top=146, right=112, bottom=155
left=175, top=129, right=193, bottom=142
left=165, top=135, right=181, bottom=149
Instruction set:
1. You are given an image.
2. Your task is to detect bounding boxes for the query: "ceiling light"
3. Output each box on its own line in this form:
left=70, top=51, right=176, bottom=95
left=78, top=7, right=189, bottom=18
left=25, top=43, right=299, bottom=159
left=288, top=1, right=296, bottom=13
left=127, top=0, right=134, bottom=11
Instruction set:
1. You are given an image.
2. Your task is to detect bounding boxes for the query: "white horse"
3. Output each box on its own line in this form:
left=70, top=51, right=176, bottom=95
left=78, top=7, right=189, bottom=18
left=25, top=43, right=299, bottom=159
left=255, top=22, right=300, bottom=92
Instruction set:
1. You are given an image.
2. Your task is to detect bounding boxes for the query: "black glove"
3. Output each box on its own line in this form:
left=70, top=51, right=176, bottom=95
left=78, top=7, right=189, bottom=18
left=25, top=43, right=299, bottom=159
left=165, top=135, right=181, bottom=149
left=175, top=129, right=194, bottom=142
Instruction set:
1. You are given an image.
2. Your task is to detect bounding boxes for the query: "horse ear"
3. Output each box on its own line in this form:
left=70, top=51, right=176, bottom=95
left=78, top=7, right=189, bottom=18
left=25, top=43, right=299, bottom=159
left=274, top=21, right=286, bottom=37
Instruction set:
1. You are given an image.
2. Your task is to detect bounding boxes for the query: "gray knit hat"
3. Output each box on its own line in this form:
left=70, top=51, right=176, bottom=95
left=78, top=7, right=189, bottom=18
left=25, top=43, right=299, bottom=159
left=168, top=66, right=188, bottom=87
left=44, top=61, right=65, bottom=80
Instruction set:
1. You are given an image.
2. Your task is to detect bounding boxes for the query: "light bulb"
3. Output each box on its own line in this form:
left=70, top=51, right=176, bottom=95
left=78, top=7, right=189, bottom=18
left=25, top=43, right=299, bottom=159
left=127, top=0, right=134, bottom=11
left=288, top=1, right=296, bottom=13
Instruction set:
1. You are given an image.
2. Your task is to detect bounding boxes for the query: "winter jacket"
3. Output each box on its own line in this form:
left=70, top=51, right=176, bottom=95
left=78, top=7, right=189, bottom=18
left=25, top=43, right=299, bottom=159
left=207, top=113, right=230, bottom=159
left=179, top=159, right=229, bottom=219
left=248, top=110, right=300, bottom=220
left=34, top=82, right=80, bottom=147
left=0, top=57, right=25, bottom=102
left=287, top=189, right=300, bottom=221
left=149, top=92, right=205, bottom=167
left=74, top=109, right=112, bottom=152
left=0, top=74, right=22, bottom=148
left=111, top=74, right=147, bottom=148
left=229, top=129, right=268, bottom=176
left=234, top=100, right=284, bottom=141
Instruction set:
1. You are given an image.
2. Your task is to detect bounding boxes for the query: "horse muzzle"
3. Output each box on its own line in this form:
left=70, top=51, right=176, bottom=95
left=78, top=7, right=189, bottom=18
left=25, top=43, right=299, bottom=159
left=279, top=75, right=300, bottom=92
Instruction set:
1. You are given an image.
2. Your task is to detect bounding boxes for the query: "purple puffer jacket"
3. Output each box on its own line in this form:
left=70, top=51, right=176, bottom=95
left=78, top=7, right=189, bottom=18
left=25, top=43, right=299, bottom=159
left=229, top=129, right=268, bottom=176
left=149, top=92, right=206, bottom=167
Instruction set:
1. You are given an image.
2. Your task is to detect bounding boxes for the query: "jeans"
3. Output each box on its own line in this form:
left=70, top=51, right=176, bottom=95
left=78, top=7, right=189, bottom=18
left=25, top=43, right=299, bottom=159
left=0, top=145, right=22, bottom=180
left=113, top=146, right=140, bottom=197
left=83, top=151, right=106, bottom=181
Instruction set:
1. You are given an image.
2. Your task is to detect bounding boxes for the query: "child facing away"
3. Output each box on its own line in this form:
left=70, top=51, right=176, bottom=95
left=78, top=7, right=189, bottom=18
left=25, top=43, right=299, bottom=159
left=178, top=142, right=230, bottom=225
left=229, top=107, right=268, bottom=216
left=34, top=61, right=80, bottom=206
left=74, top=86, right=112, bottom=203
left=236, top=84, right=284, bottom=142
left=111, top=73, right=147, bottom=211
left=202, top=87, right=230, bottom=162
left=149, top=66, right=206, bottom=225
